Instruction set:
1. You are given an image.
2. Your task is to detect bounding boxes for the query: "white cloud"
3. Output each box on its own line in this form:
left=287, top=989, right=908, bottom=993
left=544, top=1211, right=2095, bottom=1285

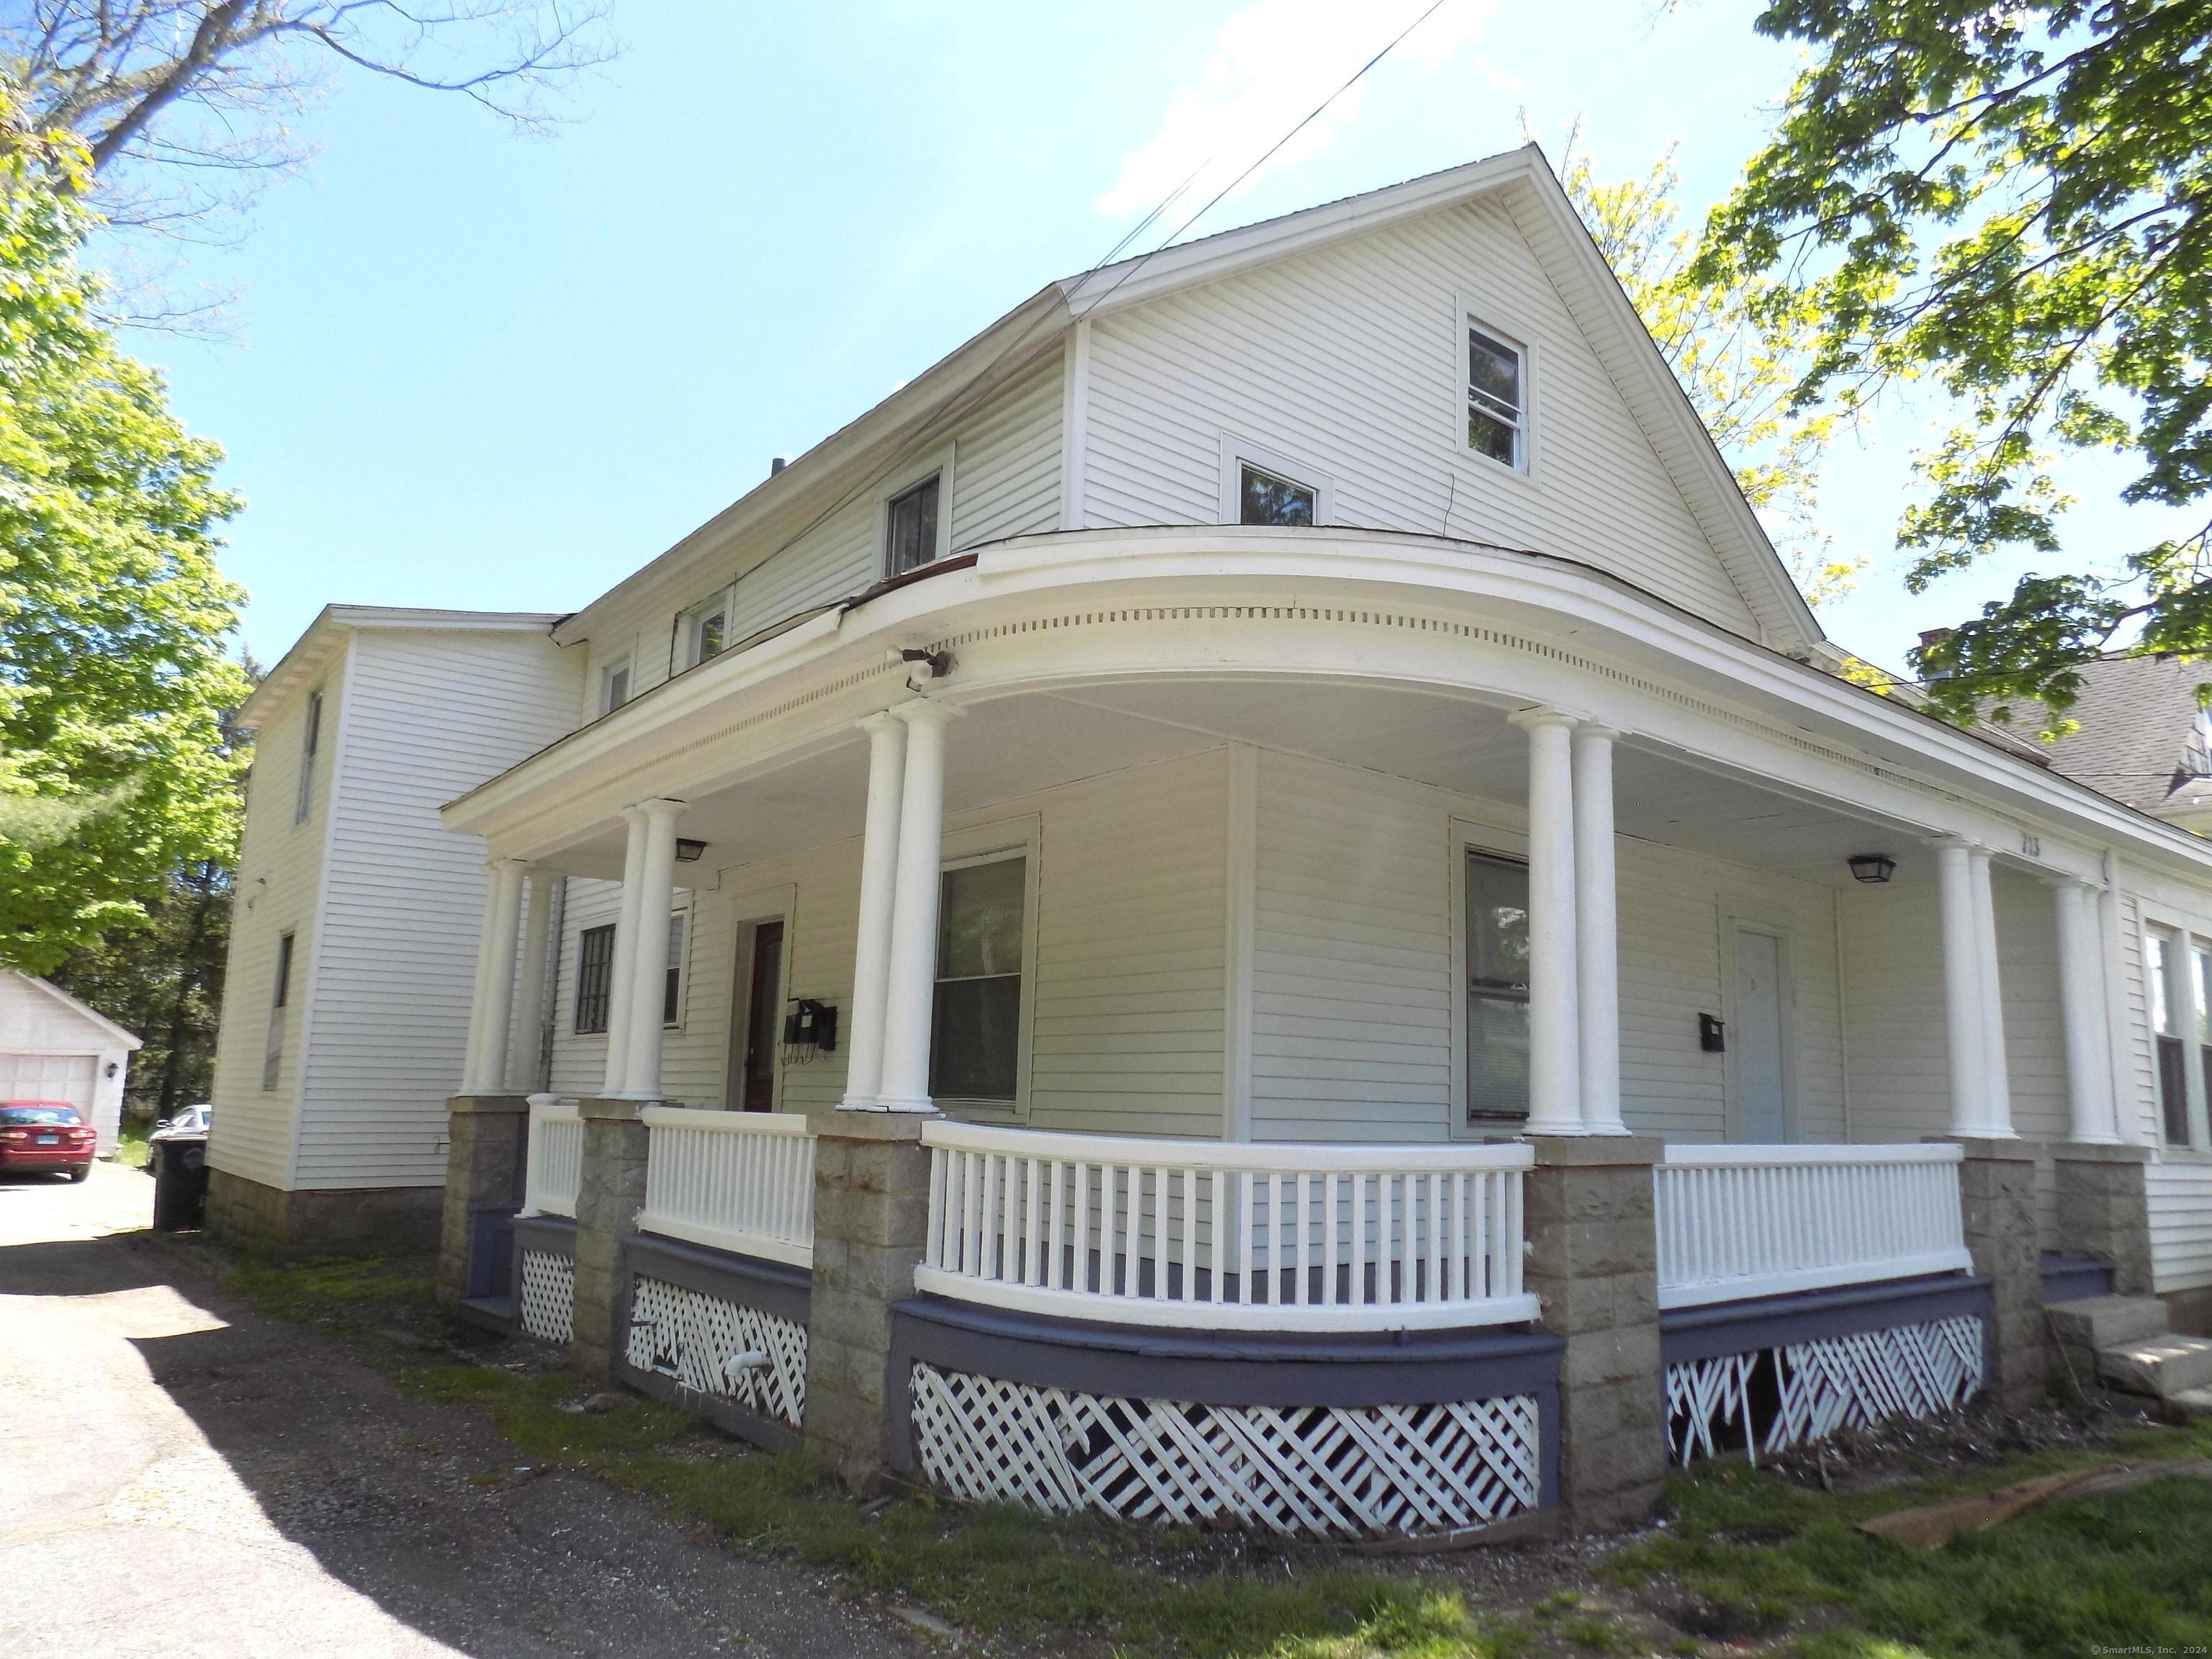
left=1095, top=0, right=1495, bottom=225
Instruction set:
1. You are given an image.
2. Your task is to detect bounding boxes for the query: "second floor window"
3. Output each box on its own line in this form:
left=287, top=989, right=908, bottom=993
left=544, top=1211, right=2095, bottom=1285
left=1238, top=464, right=1316, bottom=526
left=1467, top=325, right=1525, bottom=469
left=686, top=601, right=727, bottom=667
left=886, top=474, right=941, bottom=577
left=294, top=690, right=322, bottom=824
left=574, top=924, right=616, bottom=1034
left=602, top=660, right=631, bottom=716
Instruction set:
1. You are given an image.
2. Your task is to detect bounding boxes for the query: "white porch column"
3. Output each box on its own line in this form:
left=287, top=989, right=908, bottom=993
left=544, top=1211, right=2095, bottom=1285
left=511, top=871, right=557, bottom=1093
left=875, top=701, right=962, bottom=1115
left=1968, top=845, right=2017, bottom=1137
left=838, top=711, right=910, bottom=1112
left=1932, top=837, right=1988, bottom=1136
left=462, top=857, right=529, bottom=1094
left=600, top=806, right=651, bottom=1097
left=1513, top=707, right=1583, bottom=1135
left=2051, top=876, right=2121, bottom=1144
left=620, top=799, right=687, bottom=1100
left=1571, top=724, right=1627, bottom=1135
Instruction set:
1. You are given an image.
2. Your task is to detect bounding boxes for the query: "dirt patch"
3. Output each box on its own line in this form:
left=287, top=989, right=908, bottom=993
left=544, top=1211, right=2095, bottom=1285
left=1755, top=1398, right=2164, bottom=1494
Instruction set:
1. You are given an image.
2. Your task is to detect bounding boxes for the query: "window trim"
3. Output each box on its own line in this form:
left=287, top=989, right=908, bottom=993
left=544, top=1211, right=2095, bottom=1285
left=293, top=688, right=323, bottom=825
left=572, top=922, right=616, bottom=1036
left=1217, top=434, right=1333, bottom=527
left=1448, top=816, right=1534, bottom=1142
left=600, top=653, right=633, bottom=718
left=932, top=817, right=1040, bottom=1122
left=1455, top=297, right=1536, bottom=479
left=679, top=590, right=733, bottom=671
left=263, top=929, right=296, bottom=1092
left=878, top=445, right=956, bottom=580
left=662, top=900, right=693, bottom=1031
left=2143, top=913, right=2211, bottom=1151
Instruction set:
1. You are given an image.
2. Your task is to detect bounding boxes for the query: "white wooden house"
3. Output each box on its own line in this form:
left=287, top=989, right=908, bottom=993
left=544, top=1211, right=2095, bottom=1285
left=204, top=606, right=576, bottom=1250
left=0, top=971, right=139, bottom=1152
left=413, top=148, right=2212, bottom=1534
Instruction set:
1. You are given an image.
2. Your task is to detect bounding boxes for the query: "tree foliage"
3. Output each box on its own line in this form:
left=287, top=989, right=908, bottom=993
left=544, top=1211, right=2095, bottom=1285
left=0, top=93, right=251, bottom=973
left=1695, top=0, right=2212, bottom=730
left=1562, top=145, right=1856, bottom=603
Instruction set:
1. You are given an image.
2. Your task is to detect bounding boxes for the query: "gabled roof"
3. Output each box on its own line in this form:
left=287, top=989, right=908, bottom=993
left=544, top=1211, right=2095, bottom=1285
left=241, top=605, right=567, bottom=732
left=557, top=146, right=1822, bottom=651
left=5, top=971, right=143, bottom=1049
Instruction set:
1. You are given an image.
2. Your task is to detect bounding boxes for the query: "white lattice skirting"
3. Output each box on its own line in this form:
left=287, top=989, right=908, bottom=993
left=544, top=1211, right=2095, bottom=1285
left=1667, top=1313, right=1986, bottom=1464
left=909, top=1362, right=1539, bottom=1538
left=625, top=1275, right=808, bottom=1429
left=518, top=1249, right=575, bottom=1347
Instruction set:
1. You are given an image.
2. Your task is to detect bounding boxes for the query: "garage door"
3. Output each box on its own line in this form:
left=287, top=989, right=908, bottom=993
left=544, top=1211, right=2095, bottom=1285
left=0, top=1053, right=96, bottom=1112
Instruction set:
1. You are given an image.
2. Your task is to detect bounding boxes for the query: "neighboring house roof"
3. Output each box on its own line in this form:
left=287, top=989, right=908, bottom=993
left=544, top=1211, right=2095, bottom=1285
left=241, top=605, right=567, bottom=731
left=2023, top=654, right=2212, bottom=819
left=554, top=145, right=1822, bottom=654
left=0, top=971, right=143, bottom=1050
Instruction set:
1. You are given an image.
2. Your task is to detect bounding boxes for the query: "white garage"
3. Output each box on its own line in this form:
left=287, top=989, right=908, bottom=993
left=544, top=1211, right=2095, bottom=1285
left=0, top=972, right=141, bottom=1154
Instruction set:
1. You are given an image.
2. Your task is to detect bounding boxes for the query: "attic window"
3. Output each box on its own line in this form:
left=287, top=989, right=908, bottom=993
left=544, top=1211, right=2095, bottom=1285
left=886, top=474, right=942, bottom=577
left=1467, top=325, right=1525, bottom=469
left=1238, top=464, right=1316, bottom=526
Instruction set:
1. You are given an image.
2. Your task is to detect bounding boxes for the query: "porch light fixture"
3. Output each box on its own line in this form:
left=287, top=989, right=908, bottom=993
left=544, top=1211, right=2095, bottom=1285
left=1847, top=853, right=1897, bottom=885
left=674, top=838, right=707, bottom=863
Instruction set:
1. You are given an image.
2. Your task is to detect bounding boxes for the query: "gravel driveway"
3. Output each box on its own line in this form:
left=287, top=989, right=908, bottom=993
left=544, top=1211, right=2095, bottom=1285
left=0, top=1163, right=920, bottom=1659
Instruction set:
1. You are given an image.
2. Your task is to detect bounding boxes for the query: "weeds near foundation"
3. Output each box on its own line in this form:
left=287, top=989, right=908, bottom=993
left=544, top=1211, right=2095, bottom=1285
left=217, top=1251, right=2212, bottom=1658
left=1608, top=1427, right=2212, bottom=1657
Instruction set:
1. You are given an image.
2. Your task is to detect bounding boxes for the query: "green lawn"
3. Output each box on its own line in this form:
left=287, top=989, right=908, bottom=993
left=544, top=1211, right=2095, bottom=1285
left=108, top=1121, right=151, bottom=1170
left=217, top=1251, right=2212, bottom=1659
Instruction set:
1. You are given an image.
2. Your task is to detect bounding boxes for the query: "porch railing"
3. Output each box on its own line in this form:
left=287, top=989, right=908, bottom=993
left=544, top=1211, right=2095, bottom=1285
left=520, top=1094, right=583, bottom=1220
left=637, top=1107, right=815, bottom=1268
left=916, top=1120, right=1537, bottom=1332
left=1654, top=1143, right=1972, bottom=1309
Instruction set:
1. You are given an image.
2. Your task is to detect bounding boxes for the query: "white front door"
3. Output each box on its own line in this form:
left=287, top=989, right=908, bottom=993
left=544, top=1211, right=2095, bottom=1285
left=1732, top=928, right=1789, bottom=1142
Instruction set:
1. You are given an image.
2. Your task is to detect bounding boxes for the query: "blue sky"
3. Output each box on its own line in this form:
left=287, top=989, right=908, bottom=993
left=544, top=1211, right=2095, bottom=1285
left=119, top=0, right=2193, bottom=674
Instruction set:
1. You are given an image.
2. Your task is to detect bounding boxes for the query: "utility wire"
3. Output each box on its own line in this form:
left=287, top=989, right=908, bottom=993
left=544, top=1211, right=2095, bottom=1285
left=724, top=0, right=1461, bottom=588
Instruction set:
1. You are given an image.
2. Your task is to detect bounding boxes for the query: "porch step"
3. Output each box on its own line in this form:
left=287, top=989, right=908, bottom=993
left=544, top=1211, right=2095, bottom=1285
left=2049, top=1295, right=2169, bottom=1350
left=2095, top=1334, right=2212, bottom=1401
left=2165, top=1387, right=2212, bottom=1424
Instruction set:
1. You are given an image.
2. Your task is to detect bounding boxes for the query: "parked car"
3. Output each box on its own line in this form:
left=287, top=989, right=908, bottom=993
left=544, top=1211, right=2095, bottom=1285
left=0, top=1102, right=97, bottom=1181
left=150, top=1103, right=211, bottom=1142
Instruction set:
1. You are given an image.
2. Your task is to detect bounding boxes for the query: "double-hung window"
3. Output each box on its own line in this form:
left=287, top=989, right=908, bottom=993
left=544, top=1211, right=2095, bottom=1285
left=1467, top=325, right=1526, bottom=469
left=931, top=854, right=1026, bottom=1102
left=574, top=924, right=616, bottom=1035
left=294, top=691, right=323, bottom=824
left=262, top=931, right=295, bottom=1091
left=886, top=474, right=942, bottom=578
left=1465, top=851, right=1532, bottom=1125
left=2149, top=925, right=2211, bottom=1147
left=602, top=659, right=631, bottom=716
left=662, top=911, right=687, bottom=1028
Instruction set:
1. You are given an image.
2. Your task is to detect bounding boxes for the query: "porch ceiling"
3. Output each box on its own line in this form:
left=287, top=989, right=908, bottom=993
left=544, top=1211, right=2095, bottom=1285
left=544, top=676, right=1938, bottom=892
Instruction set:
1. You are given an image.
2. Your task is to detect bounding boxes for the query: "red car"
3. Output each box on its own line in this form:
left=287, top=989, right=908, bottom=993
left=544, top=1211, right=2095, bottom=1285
left=0, top=1102, right=97, bottom=1181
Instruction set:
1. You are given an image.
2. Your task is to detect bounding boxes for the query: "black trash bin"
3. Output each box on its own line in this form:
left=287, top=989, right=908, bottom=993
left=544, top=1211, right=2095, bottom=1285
left=151, top=1136, right=209, bottom=1231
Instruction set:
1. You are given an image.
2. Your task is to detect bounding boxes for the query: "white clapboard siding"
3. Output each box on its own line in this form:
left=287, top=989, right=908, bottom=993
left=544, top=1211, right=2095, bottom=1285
left=579, top=360, right=1061, bottom=715
left=1028, top=751, right=1228, bottom=1138
left=209, top=658, right=340, bottom=1187
left=1082, top=196, right=1761, bottom=634
left=2113, top=892, right=2162, bottom=1147
left=2148, top=1156, right=2212, bottom=1293
left=291, top=628, right=578, bottom=1190
left=1251, top=753, right=1452, bottom=1142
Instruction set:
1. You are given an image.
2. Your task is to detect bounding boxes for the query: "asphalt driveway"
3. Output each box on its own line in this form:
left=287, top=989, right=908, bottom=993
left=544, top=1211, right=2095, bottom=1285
left=0, top=1162, right=917, bottom=1659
